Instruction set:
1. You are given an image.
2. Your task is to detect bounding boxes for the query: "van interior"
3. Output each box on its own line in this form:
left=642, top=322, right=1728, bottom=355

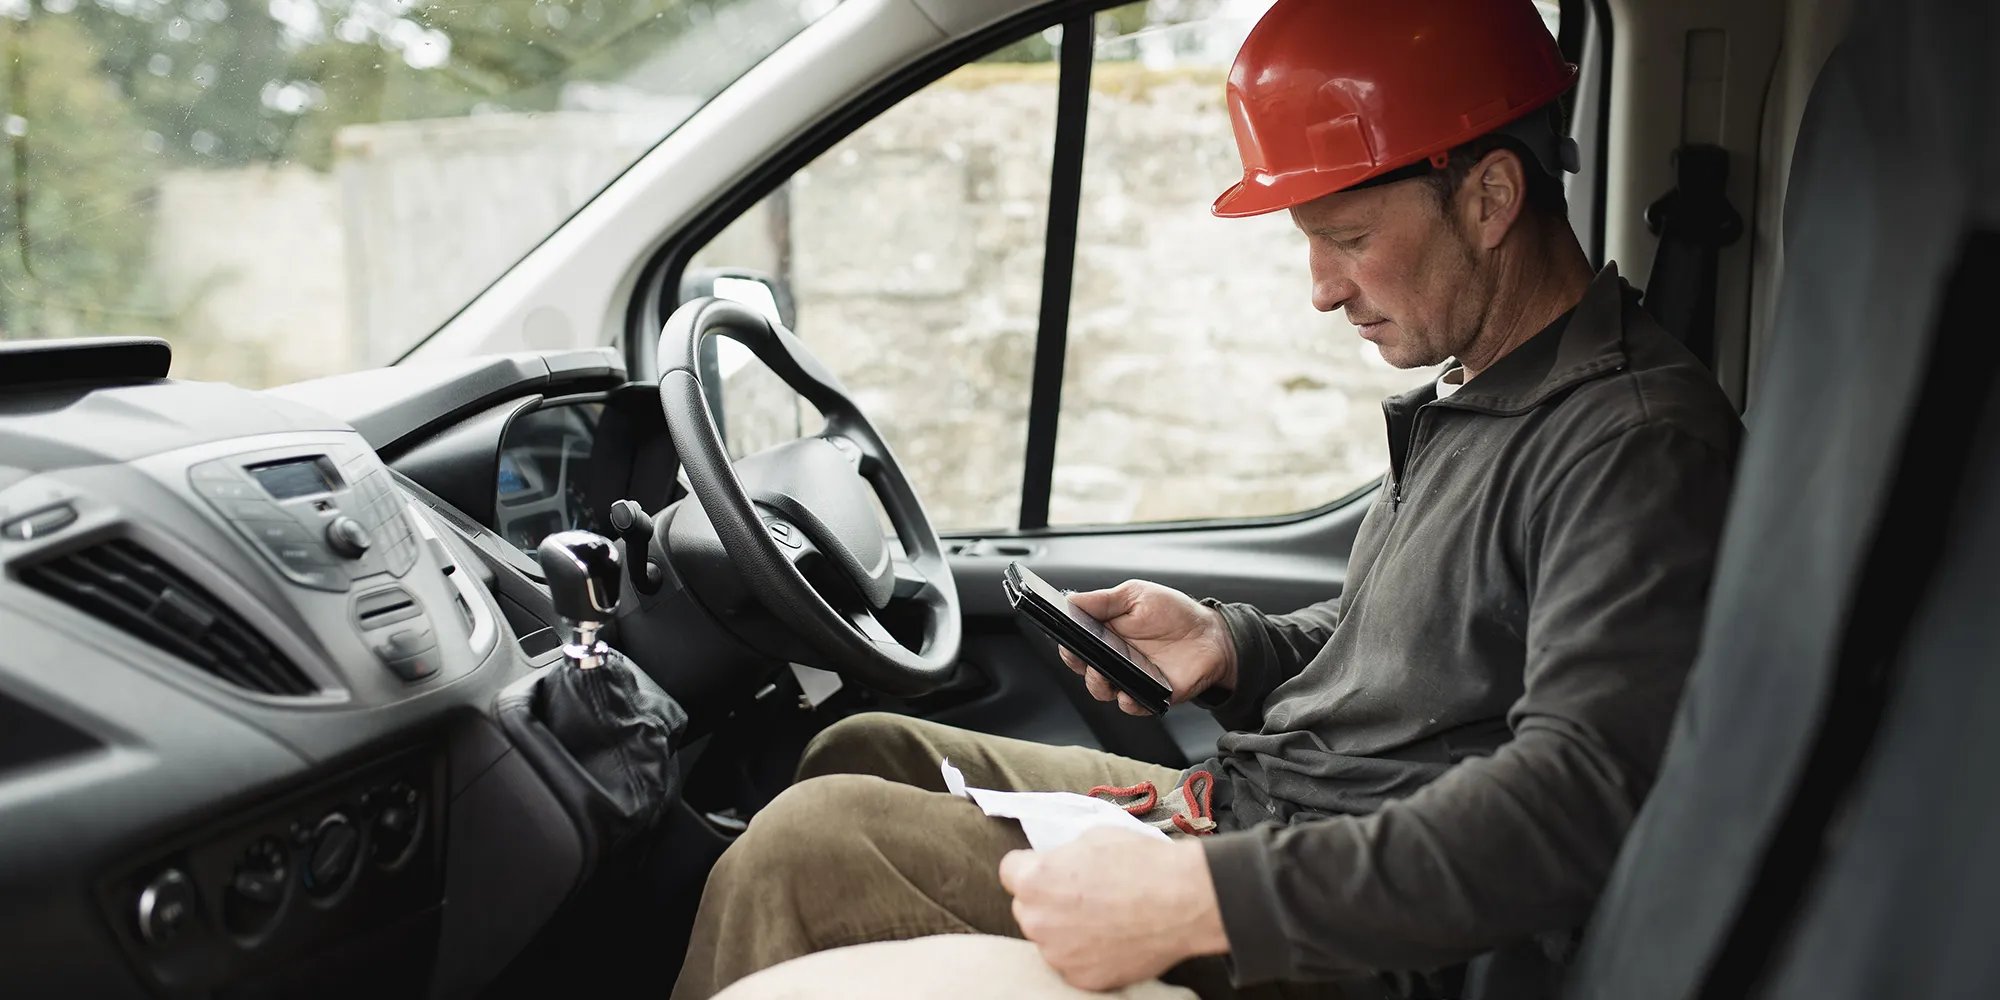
left=1, top=0, right=1994, bottom=996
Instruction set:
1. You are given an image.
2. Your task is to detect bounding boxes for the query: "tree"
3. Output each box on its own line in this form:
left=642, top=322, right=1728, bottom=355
left=0, top=12, right=162, bottom=341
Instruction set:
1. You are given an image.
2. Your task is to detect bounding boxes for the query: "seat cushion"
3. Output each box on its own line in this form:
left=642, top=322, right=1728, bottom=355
left=712, top=934, right=1199, bottom=1000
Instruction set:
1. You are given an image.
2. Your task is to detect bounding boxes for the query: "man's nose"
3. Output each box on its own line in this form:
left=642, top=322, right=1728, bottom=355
left=1309, top=251, right=1357, bottom=314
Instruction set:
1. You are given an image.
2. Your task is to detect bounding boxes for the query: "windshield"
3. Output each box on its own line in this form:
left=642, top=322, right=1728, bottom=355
left=0, top=0, right=838, bottom=387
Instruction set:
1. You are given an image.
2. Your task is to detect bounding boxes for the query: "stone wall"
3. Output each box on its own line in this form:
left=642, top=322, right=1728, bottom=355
left=334, top=110, right=680, bottom=365
left=153, top=110, right=675, bottom=385
left=151, top=165, right=353, bottom=387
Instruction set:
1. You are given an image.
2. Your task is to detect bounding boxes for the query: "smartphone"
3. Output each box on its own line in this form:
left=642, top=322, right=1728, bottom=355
left=1002, top=562, right=1174, bottom=716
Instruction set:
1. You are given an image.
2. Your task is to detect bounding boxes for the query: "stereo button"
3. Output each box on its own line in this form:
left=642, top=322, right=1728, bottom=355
left=216, top=498, right=281, bottom=522
left=245, top=520, right=311, bottom=549
left=192, top=478, right=259, bottom=501
left=376, top=626, right=439, bottom=681
left=273, top=542, right=331, bottom=568
left=284, top=564, right=350, bottom=592
left=383, top=648, right=440, bottom=682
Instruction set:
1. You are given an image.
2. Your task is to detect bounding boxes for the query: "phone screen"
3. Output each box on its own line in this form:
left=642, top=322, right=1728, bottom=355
left=1011, top=565, right=1172, bottom=688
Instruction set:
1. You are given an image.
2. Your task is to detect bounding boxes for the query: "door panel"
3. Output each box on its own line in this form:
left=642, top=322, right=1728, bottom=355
left=890, top=488, right=1375, bottom=768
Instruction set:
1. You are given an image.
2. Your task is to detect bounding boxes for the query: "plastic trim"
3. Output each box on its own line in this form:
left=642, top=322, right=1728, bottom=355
left=950, top=477, right=1382, bottom=542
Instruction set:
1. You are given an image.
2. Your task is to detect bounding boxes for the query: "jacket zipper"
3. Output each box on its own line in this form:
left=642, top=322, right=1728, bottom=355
left=1391, top=406, right=1433, bottom=511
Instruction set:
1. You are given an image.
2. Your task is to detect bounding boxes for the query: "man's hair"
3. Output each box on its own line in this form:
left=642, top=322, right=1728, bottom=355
left=1422, top=134, right=1570, bottom=220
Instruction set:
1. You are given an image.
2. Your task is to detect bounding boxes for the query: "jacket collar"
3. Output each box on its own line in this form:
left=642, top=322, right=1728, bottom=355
left=1425, top=262, right=1633, bottom=416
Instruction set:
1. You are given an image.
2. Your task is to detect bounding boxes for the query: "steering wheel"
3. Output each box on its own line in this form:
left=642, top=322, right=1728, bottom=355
left=655, top=297, right=962, bottom=696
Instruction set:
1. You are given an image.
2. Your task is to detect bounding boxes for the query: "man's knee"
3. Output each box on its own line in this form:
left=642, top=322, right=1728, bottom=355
left=702, top=770, right=1028, bottom=959
left=704, top=772, right=939, bottom=930
left=796, top=712, right=937, bottom=784
left=716, top=774, right=886, bottom=884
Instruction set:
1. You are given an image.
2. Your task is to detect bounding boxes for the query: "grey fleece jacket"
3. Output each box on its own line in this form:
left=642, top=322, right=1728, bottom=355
left=1192, top=264, right=1742, bottom=985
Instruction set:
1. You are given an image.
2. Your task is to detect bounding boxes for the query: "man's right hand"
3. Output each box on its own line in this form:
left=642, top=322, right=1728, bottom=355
left=1057, top=580, right=1239, bottom=716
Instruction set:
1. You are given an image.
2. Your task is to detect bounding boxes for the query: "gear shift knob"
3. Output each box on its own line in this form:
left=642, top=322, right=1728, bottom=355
left=538, top=530, right=622, bottom=669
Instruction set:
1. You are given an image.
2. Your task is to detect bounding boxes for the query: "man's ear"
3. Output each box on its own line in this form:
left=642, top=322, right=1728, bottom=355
left=1463, top=148, right=1528, bottom=250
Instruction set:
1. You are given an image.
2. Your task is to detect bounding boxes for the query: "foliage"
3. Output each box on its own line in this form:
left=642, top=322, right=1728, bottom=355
left=0, top=13, right=164, bottom=340
left=986, top=5, right=1153, bottom=64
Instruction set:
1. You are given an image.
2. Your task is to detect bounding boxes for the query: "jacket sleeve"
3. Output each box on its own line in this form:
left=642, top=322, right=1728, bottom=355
left=1194, top=597, right=1342, bottom=733
left=1200, top=422, right=1736, bottom=983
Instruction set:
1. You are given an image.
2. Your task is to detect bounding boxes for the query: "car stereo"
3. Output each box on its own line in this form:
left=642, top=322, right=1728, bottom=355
left=186, top=444, right=418, bottom=594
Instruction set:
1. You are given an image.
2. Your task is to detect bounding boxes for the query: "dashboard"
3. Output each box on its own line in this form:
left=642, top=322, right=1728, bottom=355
left=0, top=349, right=637, bottom=998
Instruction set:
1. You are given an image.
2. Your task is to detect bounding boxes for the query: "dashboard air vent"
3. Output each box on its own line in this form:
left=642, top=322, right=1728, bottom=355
left=19, top=540, right=317, bottom=696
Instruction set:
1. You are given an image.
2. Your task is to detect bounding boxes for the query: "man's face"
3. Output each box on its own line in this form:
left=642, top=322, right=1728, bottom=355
left=1289, top=179, right=1488, bottom=370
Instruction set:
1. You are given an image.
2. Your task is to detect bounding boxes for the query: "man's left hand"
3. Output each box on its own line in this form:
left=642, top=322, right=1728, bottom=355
left=998, top=829, right=1231, bottom=991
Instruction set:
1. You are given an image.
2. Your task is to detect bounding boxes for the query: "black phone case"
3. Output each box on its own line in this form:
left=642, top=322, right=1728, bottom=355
left=1003, top=564, right=1173, bottom=716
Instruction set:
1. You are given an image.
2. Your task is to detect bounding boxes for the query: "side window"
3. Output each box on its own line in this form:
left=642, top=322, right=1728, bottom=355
left=684, top=44, right=1062, bottom=533
left=1050, top=1, right=1418, bottom=525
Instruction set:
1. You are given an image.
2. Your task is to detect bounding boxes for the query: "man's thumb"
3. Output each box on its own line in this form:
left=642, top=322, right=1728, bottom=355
left=1065, top=583, right=1132, bottom=619
left=998, top=849, right=1038, bottom=894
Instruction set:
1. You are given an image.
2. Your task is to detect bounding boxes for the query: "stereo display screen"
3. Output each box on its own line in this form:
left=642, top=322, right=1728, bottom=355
left=248, top=457, right=340, bottom=499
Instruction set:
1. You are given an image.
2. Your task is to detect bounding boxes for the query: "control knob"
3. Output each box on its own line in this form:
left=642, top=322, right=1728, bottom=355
left=302, top=812, right=360, bottom=898
left=325, top=516, right=373, bottom=559
left=369, top=781, right=424, bottom=868
left=223, top=835, right=289, bottom=937
left=230, top=836, right=289, bottom=904
left=136, top=868, right=196, bottom=946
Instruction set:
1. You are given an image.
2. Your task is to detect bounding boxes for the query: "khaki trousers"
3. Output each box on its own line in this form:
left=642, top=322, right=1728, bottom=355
left=669, top=713, right=1347, bottom=1000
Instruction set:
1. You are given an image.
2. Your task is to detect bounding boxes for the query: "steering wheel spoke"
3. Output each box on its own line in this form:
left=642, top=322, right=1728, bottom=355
left=844, top=605, right=902, bottom=646
left=891, top=550, right=931, bottom=601
left=821, top=432, right=866, bottom=472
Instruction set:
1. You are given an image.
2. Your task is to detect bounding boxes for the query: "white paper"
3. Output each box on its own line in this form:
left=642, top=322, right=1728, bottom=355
left=940, top=757, right=1169, bottom=850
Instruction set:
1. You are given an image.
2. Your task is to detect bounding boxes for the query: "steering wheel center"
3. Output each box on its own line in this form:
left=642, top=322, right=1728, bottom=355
left=734, top=437, right=894, bottom=609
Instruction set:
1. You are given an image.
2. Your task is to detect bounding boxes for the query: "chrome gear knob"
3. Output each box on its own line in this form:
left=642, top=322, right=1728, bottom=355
left=537, top=530, right=622, bottom=668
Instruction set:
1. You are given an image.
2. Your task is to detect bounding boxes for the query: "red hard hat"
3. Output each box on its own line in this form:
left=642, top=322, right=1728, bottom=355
left=1213, top=0, right=1578, bottom=219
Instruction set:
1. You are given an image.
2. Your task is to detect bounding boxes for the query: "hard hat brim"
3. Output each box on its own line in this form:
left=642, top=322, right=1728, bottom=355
left=1211, top=171, right=1371, bottom=219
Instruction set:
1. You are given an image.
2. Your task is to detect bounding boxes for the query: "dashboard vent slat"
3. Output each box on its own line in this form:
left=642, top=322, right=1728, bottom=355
left=19, top=540, right=316, bottom=697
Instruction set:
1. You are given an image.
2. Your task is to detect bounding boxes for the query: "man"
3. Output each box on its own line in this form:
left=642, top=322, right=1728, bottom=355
left=672, top=0, right=1741, bottom=996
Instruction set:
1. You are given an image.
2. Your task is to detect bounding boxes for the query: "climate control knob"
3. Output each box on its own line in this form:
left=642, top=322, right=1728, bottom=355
left=223, top=835, right=290, bottom=937
left=231, top=836, right=289, bottom=904
left=136, top=868, right=196, bottom=946
left=325, top=516, right=372, bottom=559
left=369, top=781, right=424, bottom=869
left=302, top=812, right=360, bottom=898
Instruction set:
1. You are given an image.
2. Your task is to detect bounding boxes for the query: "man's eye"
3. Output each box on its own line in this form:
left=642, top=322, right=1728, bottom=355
left=1334, top=234, right=1368, bottom=250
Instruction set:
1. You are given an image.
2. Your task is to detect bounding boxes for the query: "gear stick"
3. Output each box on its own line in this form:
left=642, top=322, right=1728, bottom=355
left=497, top=530, right=688, bottom=856
left=539, top=529, right=623, bottom=669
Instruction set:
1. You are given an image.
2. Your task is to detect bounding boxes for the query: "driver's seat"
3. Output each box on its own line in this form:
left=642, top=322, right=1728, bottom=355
left=1565, top=0, right=2000, bottom=991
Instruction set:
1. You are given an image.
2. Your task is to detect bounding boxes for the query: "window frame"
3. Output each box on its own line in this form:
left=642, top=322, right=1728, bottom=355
left=634, top=0, right=1607, bottom=537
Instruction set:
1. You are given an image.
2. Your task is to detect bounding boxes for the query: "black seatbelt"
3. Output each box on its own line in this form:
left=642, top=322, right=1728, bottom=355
left=1642, top=144, right=1743, bottom=371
